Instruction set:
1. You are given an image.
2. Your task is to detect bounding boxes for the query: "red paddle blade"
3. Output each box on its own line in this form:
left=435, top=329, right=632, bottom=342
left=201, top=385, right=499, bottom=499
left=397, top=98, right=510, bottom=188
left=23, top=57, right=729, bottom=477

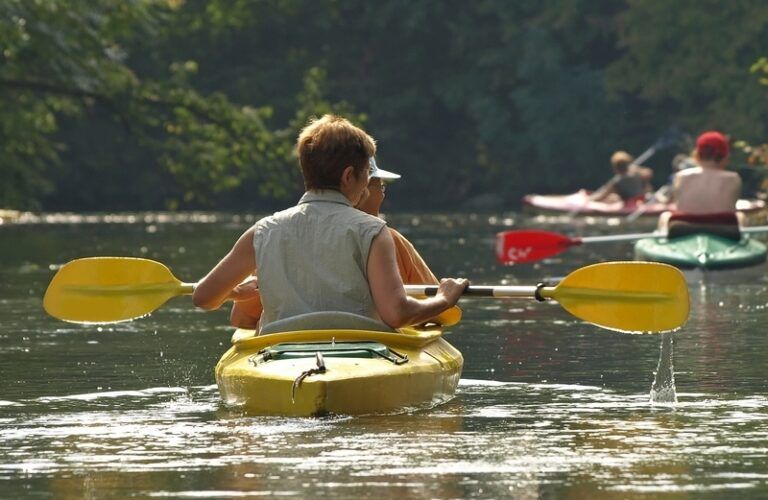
left=495, top=230, right=580, bottom=264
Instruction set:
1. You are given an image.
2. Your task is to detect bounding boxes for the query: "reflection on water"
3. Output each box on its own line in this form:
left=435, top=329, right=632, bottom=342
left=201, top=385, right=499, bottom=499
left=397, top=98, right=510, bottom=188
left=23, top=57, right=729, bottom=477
left=3, top=381, right=768, bottom=497
left=2, top=211, right=768, bottom=497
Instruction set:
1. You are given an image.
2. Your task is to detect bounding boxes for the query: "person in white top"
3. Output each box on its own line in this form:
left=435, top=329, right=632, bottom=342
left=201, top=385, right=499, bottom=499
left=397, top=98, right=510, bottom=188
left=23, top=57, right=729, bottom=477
left=192, top=114, right=468, bottom=330
left=657, top=130, right=743, bottom=231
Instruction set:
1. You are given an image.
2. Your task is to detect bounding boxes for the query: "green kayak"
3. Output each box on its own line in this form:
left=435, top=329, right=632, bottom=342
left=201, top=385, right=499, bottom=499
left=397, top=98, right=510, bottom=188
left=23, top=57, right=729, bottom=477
left=634, top=233, right=767, bottom=272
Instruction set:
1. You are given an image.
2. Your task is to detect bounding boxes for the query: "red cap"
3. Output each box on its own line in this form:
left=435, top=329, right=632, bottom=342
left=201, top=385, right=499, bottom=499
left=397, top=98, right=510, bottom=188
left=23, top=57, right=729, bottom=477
left=695, top=130, right=730, bottom=159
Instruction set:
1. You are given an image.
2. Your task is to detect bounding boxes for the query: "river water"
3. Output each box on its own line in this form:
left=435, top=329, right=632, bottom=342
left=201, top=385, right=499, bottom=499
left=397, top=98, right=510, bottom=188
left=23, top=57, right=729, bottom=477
left=2, top=211, right=768, bottom=498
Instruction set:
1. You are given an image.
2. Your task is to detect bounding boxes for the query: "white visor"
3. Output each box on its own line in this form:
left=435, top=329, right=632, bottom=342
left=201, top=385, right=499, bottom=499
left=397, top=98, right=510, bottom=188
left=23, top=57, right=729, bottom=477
left=369, top=157, right=401, bottom=179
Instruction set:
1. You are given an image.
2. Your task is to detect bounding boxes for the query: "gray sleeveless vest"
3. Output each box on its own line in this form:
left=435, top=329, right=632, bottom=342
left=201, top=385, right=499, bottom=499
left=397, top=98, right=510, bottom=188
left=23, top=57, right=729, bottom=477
left=253, top=190, right=387, bottom=332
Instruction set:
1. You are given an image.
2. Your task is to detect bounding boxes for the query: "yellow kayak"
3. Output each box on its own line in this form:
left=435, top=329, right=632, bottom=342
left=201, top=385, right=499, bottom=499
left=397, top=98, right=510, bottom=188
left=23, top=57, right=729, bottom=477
left=215, top=312, right=463, bottom=417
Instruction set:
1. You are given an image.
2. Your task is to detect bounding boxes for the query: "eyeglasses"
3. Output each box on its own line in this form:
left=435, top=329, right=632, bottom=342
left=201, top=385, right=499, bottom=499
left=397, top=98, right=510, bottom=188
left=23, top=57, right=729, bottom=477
left=369, top=179, right=386, bottom=192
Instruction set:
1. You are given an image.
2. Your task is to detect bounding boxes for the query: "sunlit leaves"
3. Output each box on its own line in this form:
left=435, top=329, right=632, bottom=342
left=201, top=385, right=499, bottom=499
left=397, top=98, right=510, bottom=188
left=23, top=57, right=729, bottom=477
left=0, top=0, right=345, bottom=210
left=3, top=0, right=768, bottom=210
left=733, top=57, right=768, bottom=180
left=753, top=57, right=768, bottom=86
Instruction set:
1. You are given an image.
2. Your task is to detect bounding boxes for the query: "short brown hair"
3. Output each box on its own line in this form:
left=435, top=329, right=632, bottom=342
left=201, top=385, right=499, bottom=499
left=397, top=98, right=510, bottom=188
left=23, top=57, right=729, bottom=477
left=296, top=114, right=376, bottom=190
left=610, top=151, right=634, bottom=174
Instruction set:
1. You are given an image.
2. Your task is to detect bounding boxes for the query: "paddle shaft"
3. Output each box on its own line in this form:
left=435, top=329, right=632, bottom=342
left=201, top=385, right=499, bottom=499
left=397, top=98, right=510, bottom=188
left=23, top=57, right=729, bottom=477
left=405, top=284, right=543, bottom=298
left=130, top=282, right=546, bottom=299
left=626, top=185, right=670, bottom=222
left=632, top=143, right=658, bottom=166
left=578, top=225, right=768, bottom=245
left=576, top=232, right=658, bottom=244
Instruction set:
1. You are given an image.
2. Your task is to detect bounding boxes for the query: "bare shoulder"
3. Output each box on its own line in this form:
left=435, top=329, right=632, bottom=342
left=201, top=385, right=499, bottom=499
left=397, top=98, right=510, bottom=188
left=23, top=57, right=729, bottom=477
left=630, top=164, right=653, bottom=178
left=676, top=166, right=703, bottom=178
left=371, top=223, right=395, bottom=246
left=712, top=169, right=742, bottom=185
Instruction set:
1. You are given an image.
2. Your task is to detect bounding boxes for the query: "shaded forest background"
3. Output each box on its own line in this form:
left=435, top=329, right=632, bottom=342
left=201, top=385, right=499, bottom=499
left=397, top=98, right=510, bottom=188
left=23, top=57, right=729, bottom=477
left=2, top=0, right=768, bottom=212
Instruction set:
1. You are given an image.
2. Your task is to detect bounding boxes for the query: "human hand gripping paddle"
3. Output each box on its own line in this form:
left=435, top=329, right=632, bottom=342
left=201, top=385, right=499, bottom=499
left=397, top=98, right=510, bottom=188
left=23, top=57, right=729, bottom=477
left=44, top=257, right=690, bottom=333
left=496, top=226, right=768, bottom=264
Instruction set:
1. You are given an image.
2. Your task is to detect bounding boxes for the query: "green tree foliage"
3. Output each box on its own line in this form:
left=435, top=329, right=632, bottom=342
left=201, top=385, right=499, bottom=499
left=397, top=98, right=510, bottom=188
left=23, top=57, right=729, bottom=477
left=162, top=0, right=635, bottom=205
left=0, top=0, right=344, bottom=210
left=733, top=58, right=768, bottom=193
left=2, top=0, right=768, bottom=210
left=607, top=0, right=768, bottom=141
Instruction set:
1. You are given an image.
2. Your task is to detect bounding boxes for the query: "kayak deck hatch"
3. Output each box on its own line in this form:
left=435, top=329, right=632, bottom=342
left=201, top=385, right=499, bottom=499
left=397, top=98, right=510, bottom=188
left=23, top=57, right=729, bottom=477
left=253, top=341, right=408, bottom=364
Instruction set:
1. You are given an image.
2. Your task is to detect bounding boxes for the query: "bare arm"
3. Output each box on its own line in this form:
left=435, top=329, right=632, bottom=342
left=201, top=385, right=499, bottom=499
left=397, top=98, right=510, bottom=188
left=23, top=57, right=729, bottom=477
left=589, top=176, right=619, bottom=202
left=730, top=175, right=743, bottom=205
left=193, top=227, right=258, bottom=310
left=669, top=172, right=683, bottom=203
left=368, top=228, right=467, bottom=328
left=631, top=164, right=654, bottom=181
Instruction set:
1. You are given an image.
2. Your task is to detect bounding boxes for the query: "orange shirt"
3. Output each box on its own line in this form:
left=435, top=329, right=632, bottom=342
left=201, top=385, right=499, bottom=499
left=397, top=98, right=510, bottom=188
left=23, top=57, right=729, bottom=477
left=390, top=228, right=438, bottom=285
left=391, top=228, right=461, bottom=326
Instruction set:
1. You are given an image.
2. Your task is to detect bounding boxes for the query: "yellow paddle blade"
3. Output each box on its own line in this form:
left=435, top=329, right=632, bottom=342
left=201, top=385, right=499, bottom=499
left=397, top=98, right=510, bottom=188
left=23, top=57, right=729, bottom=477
left=43, top=257, right=194, bottom=324
left=549, top=261, right=689, bottom=333
left=432, top=305, right=462, bottom=327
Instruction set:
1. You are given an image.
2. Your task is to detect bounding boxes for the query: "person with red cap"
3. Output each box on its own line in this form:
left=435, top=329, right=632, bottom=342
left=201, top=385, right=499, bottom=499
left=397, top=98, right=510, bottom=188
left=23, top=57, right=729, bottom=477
left=657, top=130, right=743, bottom=231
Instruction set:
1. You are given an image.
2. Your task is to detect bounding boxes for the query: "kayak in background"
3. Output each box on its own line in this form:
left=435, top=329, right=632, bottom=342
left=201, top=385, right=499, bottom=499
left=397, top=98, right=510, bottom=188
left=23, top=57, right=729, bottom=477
left=216, top=312, right=463, bottom=417
left=634, top=223, right=767, bottom=282
left=0, top=209, right=21, bottom=225
left=522, top=190, right=766, bottom=217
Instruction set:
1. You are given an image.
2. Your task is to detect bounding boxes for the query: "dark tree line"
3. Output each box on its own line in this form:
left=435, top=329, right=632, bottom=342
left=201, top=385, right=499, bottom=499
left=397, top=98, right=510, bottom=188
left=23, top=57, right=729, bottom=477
left=2, top=0, right=767, bottom=211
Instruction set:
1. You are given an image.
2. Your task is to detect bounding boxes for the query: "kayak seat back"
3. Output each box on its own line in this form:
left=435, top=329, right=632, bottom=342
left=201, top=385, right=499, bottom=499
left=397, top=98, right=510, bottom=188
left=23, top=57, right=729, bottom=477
left=668, top=212, right=741, bottom=241
left=669, top=211, right=739, bottom=225
left=668, top=222, right=741, bottom=241
left=260, top=311, right=395, bottom=335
